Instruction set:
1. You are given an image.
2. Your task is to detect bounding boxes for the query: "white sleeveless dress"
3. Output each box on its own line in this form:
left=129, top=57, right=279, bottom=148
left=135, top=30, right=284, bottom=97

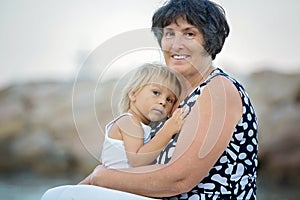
left=101, top=113, right=151, bottom=169
left=41, top=113, right=157, bottom=200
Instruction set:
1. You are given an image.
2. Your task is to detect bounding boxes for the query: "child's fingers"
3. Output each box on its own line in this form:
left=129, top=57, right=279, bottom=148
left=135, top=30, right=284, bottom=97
left=170, top=106, right=189, bottom=126
left=175, top=106, right=189, bottom=119
left=171, top=108, right=181, bottom=117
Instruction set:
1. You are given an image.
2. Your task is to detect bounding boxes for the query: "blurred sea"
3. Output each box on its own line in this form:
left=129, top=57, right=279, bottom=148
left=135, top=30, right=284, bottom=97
left=0, top=172, right=299, bottom=200
left=0, top=173, right=81, bottom=200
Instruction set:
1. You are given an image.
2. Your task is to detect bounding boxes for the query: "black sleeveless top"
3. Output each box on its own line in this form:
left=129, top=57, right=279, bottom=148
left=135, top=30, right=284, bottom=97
left=151, top=68, right=258, bottom=200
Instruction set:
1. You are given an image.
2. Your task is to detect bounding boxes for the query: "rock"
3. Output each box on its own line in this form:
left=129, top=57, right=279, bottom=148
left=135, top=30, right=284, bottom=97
left=0, top=86, right=24, bottom=139
left=246, top=70, right=300, bottom=184
left=0, top=80, right=113, bottom=175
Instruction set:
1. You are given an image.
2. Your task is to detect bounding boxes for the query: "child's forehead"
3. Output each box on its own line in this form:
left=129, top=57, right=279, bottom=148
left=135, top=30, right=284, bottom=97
left=147, top=82, right=171, bottom=88
left=146, top=83, right=177, bottom=95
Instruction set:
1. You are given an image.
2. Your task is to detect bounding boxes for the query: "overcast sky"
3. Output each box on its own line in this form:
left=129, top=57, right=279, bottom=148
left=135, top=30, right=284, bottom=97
left=1, top=0, right=300, bottom=87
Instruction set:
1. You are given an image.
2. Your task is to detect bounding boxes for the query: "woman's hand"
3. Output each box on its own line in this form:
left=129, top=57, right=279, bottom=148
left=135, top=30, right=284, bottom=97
left=78, top=165, right=105, bottom=185
left=89, top=165, right=106, bottom=186
left=78, top=174, right=92, bottom=185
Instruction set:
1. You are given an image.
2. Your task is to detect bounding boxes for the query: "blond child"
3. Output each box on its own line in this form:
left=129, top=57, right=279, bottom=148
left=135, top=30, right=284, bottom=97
left=100, top=63, right=187, bottom=169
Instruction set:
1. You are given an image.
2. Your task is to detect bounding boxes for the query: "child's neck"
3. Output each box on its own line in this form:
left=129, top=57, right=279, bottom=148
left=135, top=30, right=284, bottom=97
left=128, top=109, right=150, bottom=125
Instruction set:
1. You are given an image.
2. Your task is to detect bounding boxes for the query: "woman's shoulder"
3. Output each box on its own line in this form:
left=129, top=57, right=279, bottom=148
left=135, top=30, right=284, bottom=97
left=200, top=75, right=243, bottom=122
left=204, top=74, right=241, bottom=97
left=202, top=68, right=245, bottom=100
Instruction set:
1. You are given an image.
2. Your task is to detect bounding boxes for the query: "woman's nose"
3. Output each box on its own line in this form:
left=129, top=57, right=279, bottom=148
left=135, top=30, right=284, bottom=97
left=171, top=33, right=184, bottom=50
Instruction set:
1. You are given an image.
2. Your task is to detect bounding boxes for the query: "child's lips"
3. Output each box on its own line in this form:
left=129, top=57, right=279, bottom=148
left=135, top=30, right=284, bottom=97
left=153, top=108, right=163, bottom=115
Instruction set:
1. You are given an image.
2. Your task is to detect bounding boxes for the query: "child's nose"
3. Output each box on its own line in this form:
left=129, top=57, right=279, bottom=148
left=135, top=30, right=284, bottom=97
left=159, top=98, right=166, bottom=106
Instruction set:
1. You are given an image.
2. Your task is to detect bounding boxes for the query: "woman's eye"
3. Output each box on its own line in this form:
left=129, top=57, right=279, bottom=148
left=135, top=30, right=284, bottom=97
left=184, top=32, right=195, bottom=39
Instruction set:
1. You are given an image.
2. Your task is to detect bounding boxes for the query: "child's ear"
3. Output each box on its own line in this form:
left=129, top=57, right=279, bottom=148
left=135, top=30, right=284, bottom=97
left=129, top=90, right=136, bottom=102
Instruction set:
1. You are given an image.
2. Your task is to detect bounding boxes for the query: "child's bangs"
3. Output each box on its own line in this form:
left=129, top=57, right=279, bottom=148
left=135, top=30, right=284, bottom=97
left=148, top=70, right=181, bottom=98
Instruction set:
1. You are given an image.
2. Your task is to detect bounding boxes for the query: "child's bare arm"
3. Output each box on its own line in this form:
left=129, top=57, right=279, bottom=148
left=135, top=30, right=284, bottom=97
left=121, top=108, right=188, bottom=167
left=159, top=107, right=188, bottom=136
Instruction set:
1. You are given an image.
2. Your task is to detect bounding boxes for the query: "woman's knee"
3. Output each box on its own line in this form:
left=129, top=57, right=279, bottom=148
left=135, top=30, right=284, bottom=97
left=41, top=185, right=72, bottom=200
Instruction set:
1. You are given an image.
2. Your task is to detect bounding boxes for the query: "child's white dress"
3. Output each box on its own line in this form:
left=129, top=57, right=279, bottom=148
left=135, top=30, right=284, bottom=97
left=41, top=113, right=158, bottom=200
left=101, top=113, right=151, bottom=169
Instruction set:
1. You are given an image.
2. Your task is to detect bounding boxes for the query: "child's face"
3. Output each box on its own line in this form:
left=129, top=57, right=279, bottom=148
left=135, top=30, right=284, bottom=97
left=130, top=83, right=177, bottom=124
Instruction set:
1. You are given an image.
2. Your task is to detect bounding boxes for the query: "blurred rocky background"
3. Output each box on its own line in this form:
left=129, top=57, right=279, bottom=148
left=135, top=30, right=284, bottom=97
left=0, top=69, right=300, bottom=198
left=246, top=70, right=300, bottom=184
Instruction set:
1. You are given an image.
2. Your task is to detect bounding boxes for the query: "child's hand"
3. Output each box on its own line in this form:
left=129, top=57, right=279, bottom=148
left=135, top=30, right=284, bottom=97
left=164, top=106, right=189, bottom=135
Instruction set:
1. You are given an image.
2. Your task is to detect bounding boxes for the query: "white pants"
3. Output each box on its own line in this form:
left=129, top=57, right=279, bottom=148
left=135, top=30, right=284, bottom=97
left=41, top=185, right=160, bottom=200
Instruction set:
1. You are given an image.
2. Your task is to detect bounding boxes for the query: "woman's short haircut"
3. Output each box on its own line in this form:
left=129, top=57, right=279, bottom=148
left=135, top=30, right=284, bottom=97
left=151, top=0, right=230, bottom=60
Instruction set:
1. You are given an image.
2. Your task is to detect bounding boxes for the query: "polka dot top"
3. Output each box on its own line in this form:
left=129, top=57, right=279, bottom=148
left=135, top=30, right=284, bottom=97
left=151, top=68, right=258, bottom=200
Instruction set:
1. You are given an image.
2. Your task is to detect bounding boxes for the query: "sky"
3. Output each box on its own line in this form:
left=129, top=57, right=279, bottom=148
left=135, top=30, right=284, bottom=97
left=1, top=0, right=300, bottom=87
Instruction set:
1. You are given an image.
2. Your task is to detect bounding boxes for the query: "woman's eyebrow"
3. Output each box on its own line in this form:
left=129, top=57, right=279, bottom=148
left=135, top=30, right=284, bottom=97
left=163, top=27, right=174, bottom=31
left=163, top=26, right=198, bottom=32
left=183, top=27, right=198, bottom=32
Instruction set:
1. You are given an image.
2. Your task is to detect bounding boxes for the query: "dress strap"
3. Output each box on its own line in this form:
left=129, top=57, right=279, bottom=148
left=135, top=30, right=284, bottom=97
left=178, top=68, right=226, bottom=112
left=200, top=67, right=227, bottom=87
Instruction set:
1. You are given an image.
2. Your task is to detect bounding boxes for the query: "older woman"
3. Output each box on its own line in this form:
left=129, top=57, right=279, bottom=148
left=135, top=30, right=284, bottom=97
left=42, top=0, right=258, bottom=199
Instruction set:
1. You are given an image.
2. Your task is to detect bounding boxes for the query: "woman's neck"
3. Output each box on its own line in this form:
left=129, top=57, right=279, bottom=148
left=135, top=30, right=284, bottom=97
left=187, top=65, right=215, bottom=91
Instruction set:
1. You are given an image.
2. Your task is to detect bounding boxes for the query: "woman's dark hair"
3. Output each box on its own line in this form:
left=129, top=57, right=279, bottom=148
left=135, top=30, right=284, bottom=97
left=151, top=0, right=229, bottom=60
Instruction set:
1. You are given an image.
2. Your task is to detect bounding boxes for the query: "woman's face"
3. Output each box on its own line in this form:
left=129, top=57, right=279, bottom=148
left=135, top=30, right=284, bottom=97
left=161, top=17, right=209, bottom=78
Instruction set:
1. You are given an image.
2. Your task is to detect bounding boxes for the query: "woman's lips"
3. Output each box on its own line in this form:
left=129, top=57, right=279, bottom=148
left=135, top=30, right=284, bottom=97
left=171, top=54, right=189, bottom=60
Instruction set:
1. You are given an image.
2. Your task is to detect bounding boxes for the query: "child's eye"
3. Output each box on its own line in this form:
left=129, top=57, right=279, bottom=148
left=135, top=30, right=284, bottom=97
left=153, top=90, right=160, bottom=96
left=166, top=97, right=174, bottom=104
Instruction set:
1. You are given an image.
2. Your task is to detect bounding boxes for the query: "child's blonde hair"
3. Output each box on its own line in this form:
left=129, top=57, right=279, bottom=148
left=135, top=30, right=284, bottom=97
left=119, top=63, right=181, bottom=113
